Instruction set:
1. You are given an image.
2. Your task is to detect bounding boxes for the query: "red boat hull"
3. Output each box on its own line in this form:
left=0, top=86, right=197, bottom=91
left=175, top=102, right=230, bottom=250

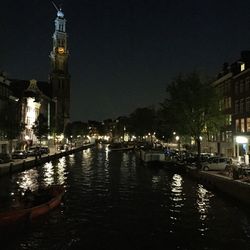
left=0, top=185, right=64, bottom=225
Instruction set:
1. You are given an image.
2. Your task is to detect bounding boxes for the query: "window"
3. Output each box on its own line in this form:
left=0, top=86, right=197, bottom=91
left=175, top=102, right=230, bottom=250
left=221, top=132, right=225, bottom=142
left=226, top=115, right=232, bottom=125
left=247, top=118, right=250, bottom=132
left=226, top=131, right=232, bottom=142
left=246, top=77, right=250, bottom=91
left=225, top=81, right=230, bottom=94
left=235, top=82, right=239, bottom=95
left=241, top=63, right=245, bottom=72
left=235, top=100, right=239, bottom=114
left=240, top=80, right=244, bottom=93
left=240, top=99, right=244, bottom=113
left=228, top=97, right=231, bottom=108
left=224, top=97, right=231, bottom=109
left=219, top=99, right=223, bottom=111
left=246, top=98, right=250, bottom=112
left=224, top=98, right=227, bottom=109
left=236, top=119, right=240, bottom=132
left=219, top=158, right=226, bottom=163
left=241, top=118, right=245, bottom=132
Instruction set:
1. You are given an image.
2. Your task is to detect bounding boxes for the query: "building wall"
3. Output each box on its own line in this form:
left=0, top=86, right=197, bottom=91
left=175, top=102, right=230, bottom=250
left=208, top=51, right=250, bottom=157
left=0, top=74, right=19, bottom=153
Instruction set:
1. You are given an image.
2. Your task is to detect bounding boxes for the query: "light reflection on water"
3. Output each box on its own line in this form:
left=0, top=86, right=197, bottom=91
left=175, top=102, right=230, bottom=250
left=82, top=148, right=92, bottom=167
left=169, top=174, right=184, bottom=231
left=16, top=169, right=39, bottom=192
left=196, top=184, right=213, bottom=236
left=68, top=154, right=75, bottom=166
left=14, top=158, right=68, bottom=192
left=56, top=157, right=67, bottom=185
left=1, top=145, right=250, bottom=250
left=43, top=161, right=54, bottom=186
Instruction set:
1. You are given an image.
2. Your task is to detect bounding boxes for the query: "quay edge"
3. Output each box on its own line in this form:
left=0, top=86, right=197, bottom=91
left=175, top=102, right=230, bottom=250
left=187, top=167, right=250, bottom=207
left=0, top=144, right=95, bottom=177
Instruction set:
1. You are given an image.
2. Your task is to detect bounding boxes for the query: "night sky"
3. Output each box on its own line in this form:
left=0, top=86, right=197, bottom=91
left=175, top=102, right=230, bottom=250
left=1, top=0, right=250, bottom=121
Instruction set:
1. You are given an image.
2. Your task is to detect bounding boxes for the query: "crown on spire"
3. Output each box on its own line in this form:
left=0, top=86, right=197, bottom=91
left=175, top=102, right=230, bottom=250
left=57, top=8, right=64, bottom=18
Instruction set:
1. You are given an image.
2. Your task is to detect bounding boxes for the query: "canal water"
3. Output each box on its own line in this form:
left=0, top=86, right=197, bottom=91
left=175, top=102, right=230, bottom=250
left=1, top=144, right=250, bottom=249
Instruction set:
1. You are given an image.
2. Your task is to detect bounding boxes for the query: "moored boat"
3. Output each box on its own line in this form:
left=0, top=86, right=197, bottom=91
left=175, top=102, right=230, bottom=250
left=108, top=142, right=134, bottom=151
left=0, top=185, right=65, bottom=226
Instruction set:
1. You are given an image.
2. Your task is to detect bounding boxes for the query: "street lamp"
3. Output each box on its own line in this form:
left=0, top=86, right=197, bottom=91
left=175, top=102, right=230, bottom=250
left=175, top=136, right=181, bottom=154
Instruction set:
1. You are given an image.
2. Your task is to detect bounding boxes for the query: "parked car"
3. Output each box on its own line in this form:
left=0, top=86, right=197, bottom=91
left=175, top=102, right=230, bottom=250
left=40, top=146, right=50, bottom=154
left=0, top=153, right=12, bottom=164
left=12, top=150, right=27, bottom=159
left=201, top=157, right=230, bottom=171
left=184, top=154, right=211, bottom=166
left=26, top=146, right=41, bottom=156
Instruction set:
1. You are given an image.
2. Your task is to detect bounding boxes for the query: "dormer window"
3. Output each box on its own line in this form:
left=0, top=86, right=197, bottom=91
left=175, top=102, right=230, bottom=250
left=241, top=63, right=245, bottom=72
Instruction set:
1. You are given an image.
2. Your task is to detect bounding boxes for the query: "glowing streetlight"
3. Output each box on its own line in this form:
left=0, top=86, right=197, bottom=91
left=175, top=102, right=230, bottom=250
left=175, top=136, right=181, bottom=153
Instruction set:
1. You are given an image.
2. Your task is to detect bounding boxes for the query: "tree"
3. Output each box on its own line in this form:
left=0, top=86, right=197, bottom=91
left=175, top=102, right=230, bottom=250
left=32, top=114, right=49, bottom=145
left=64, top=122, right=73, bottom=139
left=154, top=108, right=173, bottom=142
left=161, top=72, right=224, bottom=157
left=128, top=107, right=156, bottom=139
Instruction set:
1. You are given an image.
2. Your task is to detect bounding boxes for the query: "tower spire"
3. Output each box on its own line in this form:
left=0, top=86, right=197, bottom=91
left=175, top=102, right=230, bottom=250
left=52, top=1, right=59, bottom=11
left=52, top=1, right=64, bottom=18
left=49, top=3, right=71, bottom=133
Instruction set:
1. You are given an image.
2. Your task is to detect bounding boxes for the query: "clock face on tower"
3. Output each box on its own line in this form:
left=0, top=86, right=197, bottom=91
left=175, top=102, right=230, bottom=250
left=57, top=47, right=65, bottom=54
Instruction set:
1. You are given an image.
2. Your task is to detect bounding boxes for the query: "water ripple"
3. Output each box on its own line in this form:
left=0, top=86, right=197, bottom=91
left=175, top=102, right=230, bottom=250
left=1, top=145, right=250, bottom=250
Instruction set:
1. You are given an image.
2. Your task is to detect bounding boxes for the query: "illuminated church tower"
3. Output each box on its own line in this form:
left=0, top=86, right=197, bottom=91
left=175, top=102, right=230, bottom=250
left=49, top=7, right=70, bottom=133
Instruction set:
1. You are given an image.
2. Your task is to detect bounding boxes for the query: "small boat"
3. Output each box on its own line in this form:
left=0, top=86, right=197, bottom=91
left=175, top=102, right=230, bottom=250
left=0, top=185, right=64, bottom=226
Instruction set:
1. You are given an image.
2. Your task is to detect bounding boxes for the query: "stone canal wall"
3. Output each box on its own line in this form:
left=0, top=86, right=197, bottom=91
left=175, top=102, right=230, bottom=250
left=0, top=144, right=95, bottom=177
left=188, top=168, right=250, bottom=206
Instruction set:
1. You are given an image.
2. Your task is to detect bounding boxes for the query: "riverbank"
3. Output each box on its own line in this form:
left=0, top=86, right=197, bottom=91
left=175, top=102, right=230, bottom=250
left=186, top=166, right=250, bottom=207
left=0, top=143, right=95, bottom=177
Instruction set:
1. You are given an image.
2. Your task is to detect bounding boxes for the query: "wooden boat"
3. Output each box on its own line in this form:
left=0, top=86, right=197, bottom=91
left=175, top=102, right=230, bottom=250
left=0, top=185, right=64, bottom=226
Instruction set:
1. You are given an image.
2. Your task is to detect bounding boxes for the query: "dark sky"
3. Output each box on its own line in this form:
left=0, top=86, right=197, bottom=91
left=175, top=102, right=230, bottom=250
left=1, top=0, right=250, bottom=121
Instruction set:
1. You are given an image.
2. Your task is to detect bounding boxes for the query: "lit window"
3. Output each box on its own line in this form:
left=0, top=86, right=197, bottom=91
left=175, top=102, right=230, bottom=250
left=247, top=118, right=250, bottom=132
left=236, top=119, right=240, bottom=132
left=241, top=63, right=245, bottom=71
left=226, top=115, right=232, bottom=125
left=226, top=131, right=232, bottom=142
left=241, top=118, right=245, bottom=132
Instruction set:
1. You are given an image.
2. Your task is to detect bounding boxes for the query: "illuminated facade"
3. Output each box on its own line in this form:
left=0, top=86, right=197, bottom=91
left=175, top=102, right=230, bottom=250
left=49, top=7, right=70, bottom=133
left=207, top=51, right=250, bottom=157
left=10, top=79, right=55, bottom=146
